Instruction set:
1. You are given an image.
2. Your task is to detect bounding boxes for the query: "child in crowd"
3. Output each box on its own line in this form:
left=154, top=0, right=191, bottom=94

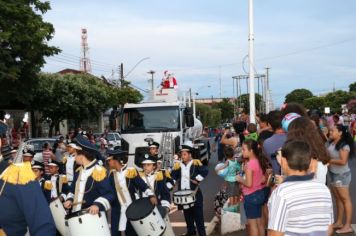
left=245, top=123, right=258, bottom=141
left=236, top=139, right=269, bottom=236
left=215, top=146, right=241, bottom=206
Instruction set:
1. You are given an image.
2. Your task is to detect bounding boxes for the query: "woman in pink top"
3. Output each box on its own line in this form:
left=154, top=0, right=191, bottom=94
left=236, top=139, right=268, bottom=236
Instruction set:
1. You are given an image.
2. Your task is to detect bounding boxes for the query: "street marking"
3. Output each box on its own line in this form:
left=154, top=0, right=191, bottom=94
left=171, top=222, right=209, bottom=227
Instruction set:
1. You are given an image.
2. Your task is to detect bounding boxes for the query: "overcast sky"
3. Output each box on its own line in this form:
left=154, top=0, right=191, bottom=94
left=42, top=0, right=356, bottom=107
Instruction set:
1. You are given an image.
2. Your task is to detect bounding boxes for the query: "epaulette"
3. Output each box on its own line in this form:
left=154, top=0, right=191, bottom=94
left=193, top=159, right=202, bottom=166
left=139, top=171, right=145, bottom=178
left=60, top=175, right=68, bottom=184
left=155, top=171, right=164, bottom=181
left=44, top=180, right=53, bottom=190
left=164, top=170, right=172, bottom=179
left=173, top=162, right=181, bottom=170
left=0, top=162, right=35, bottom=185
left=126, top=167, right=137, bottom=179
left=75, top=166, right=82, bottom=173
left=62, top=156, right=67, bottom=164
left=91, top=165, right=106, bottom=182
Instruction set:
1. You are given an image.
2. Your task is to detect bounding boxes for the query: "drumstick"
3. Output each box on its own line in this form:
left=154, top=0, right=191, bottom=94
left=71, top=200, right=86, bottom=206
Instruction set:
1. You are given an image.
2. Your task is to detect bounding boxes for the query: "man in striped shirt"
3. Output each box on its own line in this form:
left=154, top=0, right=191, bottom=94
left=268, top=140, right=333, bottom=236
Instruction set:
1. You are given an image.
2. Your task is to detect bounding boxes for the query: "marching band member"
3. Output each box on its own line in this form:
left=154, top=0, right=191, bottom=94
left=62, top=142, right=81, bottom=186
left=63, top=135, right=114, bottom=216
left=140, top=154, right=171, bottom=210
left=31, top=160, right=45, bottom=187
left=106, top=149, right=157, bottom=236
left=43, top=159, right=69, bottom=204
left=148, top=141, right=175, bottom=191
left=0, top=130, right=56, bottom=235
left=171, top=144, right=209, bottom=236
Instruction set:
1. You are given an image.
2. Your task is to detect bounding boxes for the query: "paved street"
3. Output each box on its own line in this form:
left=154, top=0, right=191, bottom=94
left=170, top=141, right=356, bottom=236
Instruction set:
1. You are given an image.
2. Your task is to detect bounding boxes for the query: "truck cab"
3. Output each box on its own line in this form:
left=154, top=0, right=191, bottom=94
left=120, top=88, right=209, bottom=168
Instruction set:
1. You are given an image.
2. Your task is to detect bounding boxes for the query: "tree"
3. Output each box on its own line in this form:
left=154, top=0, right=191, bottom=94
left=303, top=96, right=325, bottom=110
left=212, top=98, right=234, bottom=121
left=323, top=90, right=353, bottom=113
left=349, top=82, right=356, bottom=92
left=285, top=89, right=313, bottom=104
left=31, top=73, right=142, bottom=135
left=237, top=93, right=263, bottom=113
left=196, top=103, right=221, bottom=127
left=0, top=1, right=60, bottom=106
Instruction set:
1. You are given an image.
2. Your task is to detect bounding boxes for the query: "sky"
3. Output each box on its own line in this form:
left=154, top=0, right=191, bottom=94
left=42, top=0, right=356, bottom=107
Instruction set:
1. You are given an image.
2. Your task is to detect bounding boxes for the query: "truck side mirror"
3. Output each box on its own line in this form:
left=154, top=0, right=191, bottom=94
left=184, top=108, right=194, bottom=127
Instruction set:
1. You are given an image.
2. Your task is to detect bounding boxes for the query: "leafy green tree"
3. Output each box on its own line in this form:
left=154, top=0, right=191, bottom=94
left=31, top=73, right=142, bottom=135
left=323, top=90, right=353, bottom=113
left=285, top=89, right=313, bottom=104
left=212, top=98, right=234, bottom=121
left=237, top=93, right=263, bottom=113
left=349, top=82, right=356, bottom=92
left=303, top=96, right=325, bottom=110
left=196, top=103, right=221, bottom=127
left=0, top=0, right=60, bottom=106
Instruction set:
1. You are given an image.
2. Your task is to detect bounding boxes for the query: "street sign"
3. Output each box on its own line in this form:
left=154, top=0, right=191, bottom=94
left=324, top=107, right=330, bottom=114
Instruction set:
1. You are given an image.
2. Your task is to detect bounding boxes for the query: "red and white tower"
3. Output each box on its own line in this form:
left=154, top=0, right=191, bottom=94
left=80, top=28, right=91, bottom=73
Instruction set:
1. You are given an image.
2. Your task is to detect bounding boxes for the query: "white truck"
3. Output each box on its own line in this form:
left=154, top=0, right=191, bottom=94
left=119, top=88, right=210, bottom=168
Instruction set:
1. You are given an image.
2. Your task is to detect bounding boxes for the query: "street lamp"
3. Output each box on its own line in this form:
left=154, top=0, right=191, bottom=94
left=123, top=57, right=150, bottom=79
left=147, top=70, right=155, bottom=91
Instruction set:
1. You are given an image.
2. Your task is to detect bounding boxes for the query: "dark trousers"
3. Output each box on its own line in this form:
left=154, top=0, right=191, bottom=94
left=183, top=204, right=206, bottom=236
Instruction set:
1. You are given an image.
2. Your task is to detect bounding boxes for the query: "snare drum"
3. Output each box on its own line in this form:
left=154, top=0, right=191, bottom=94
left=49, top=198, right=69, bottom=236
left=126, top=198, right=166, bottom=236
left=173, top=190, right=196, bottom=207
left=65, top=209, right=110, bottom=236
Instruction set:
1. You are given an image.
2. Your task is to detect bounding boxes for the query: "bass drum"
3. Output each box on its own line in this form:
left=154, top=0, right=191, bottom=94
left=126, top=198, right=166, bottom=236
left=49, top=198, right=69, bottom=236
left=157, top=206, right=175, bottom=236
left=65, top=209, right=110, bottom=236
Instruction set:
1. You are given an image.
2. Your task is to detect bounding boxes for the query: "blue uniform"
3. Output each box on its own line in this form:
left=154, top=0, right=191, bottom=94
left=0, top=164, right=56, bottom=236
left=139, top=170, right=171, bottom=208
left=43, top=174, right=69, bottom=204
left=109, top=167, right=153, bottom=236
left=66, top=160, right=114, bottom=212
left=171, top=159, right=209, bottom=236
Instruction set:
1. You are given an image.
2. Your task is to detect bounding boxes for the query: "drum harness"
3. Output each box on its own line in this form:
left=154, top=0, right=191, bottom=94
left=113, top=170, right=127, bottom=205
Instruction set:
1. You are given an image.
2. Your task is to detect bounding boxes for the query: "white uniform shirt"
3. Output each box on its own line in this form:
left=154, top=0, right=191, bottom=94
left=180, top=160, right=193, bottom=190
left=142, top=173, right=155, bottom=197
left=116, top=167, right=133, bottom=231
left=50, top=175, right=58, bottom=199
left=66, top=154, right=75, bottom=183
left=73, top=162, right=95, bottom=212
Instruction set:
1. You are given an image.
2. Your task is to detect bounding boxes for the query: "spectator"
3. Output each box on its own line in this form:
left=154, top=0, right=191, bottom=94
left=215, top=146, right=240, bottom=206
left=268, top=140, right=333, bottom=236
left=212, top=128, right=225, bottom=162
left=327, top=124, right=354, bottom=234
left=236, top=139, right=268, bottom=236
left=287, top=116, right=330, bottom=184
left=263, top=111, right=287, bottom=175
left=54, top=138, right=66, bottom=162
left=257, top=113, right=274, bottom=145
left=280, top=102, right=308, bottom=117
left=42, top=142, right=56, bottom=175
left=310, top=114, right=328, bottom=142
left=245, top=123, right=258, bottom=141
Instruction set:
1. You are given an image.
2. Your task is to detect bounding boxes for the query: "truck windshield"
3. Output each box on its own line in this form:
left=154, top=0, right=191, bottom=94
left=121, top=106, right=180, bottom=133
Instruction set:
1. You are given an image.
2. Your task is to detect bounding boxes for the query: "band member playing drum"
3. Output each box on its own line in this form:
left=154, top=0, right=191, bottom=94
left=62, top=143, right=81, bottom=187
left=171, top=144, right=209, bottom=236
left=63, top=135, right=114, bottom=216
left=140, top=154, right=171, bottom=210
left=43, top=159, right=69, bottom=204
left=106, top=149, right=157, bottom=236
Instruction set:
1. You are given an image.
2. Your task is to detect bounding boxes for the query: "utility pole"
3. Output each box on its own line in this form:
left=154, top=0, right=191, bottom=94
left=147, top=70, right=155, bottom=90
left=248, top=0, right=256, bottom=124
left=219, top=65, right=222, bottom=98
left=120, top=63, right=124, bottom=88
left=265, top=67, right=270, bottom=113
